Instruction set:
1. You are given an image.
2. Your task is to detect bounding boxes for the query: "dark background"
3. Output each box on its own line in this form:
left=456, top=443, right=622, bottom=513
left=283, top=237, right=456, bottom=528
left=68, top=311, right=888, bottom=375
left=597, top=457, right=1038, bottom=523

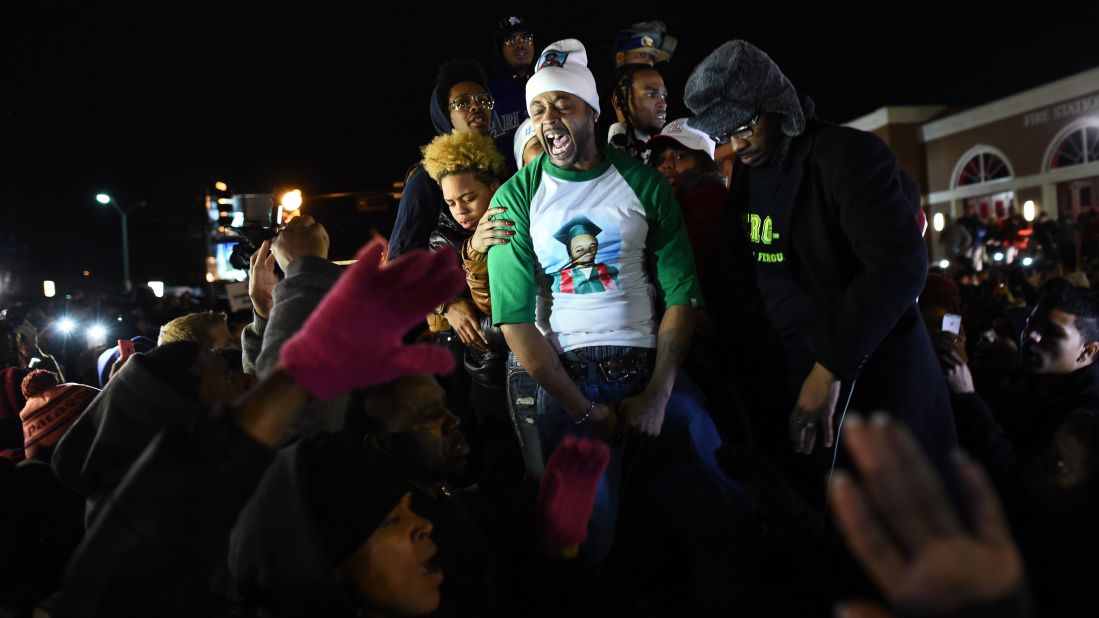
left=5, top=3, right=1099, bottom=290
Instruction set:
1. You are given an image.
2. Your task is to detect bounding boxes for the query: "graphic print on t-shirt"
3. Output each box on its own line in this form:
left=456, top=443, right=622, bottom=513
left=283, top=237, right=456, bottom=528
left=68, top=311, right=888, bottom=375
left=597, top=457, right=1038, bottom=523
left=547, top=215, right=621, bottom=294
left=742, top=212, right=784, bottom=263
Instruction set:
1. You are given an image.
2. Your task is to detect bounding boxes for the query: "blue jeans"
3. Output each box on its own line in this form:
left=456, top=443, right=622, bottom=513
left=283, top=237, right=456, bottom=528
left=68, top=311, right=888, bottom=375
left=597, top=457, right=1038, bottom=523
left=532, top=346, right=758, bottom=616
left=505, top=352, right=543, bottom=478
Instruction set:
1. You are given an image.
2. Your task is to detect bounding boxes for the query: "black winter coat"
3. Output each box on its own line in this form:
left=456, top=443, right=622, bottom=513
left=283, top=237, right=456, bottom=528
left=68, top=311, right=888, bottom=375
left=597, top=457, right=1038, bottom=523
left=719, top=106, right=956, bottom=472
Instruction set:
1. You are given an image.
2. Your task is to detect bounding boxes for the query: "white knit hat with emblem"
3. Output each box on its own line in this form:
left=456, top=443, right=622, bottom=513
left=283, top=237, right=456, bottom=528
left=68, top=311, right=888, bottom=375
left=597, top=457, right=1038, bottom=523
left=513, top=118, right=538, bottom=167
left=525, top=39, right=600, bottom=119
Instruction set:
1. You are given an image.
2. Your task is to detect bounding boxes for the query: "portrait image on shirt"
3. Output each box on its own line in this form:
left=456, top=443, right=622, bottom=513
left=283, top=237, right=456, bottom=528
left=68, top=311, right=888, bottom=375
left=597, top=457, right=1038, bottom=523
left=545, top=215, right=621, bottom=295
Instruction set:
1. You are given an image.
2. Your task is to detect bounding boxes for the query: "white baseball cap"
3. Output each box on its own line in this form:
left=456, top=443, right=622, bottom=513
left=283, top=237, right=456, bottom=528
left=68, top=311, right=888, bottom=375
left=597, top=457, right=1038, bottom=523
left=646, top=117, right=716, bottom=159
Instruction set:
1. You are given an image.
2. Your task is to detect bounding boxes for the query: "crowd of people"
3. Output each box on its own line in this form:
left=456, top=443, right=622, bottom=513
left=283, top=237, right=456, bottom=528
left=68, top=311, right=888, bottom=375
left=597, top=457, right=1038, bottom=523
left=2, top=16, right=1096, bottom=618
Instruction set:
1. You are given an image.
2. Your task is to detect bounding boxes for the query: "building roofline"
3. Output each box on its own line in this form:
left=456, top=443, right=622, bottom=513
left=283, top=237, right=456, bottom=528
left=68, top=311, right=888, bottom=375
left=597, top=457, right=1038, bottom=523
left=845, top=106, right=948, bottom=132
left=921, top=66, right=1099, bottom=142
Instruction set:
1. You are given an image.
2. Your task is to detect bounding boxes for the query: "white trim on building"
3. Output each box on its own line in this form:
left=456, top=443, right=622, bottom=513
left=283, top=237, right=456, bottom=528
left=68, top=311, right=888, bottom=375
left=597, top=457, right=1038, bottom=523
left=845, top=106, right=948, bottom=133
left=921, top=67, right=1099, bottom=142
left=928, top=160, right=1099, bottom=205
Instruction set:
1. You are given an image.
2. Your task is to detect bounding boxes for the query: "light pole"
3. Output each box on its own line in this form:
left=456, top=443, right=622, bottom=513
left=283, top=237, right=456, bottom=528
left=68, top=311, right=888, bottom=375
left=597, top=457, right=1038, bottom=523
left=95, top=193, right=132, bottom=292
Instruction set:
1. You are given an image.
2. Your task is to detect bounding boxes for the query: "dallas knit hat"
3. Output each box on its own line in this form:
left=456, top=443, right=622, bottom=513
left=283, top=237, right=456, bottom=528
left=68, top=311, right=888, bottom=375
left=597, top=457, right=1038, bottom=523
left=526, top=39, right=600, bottom=119
left=513, top=117, right=537, bottom=167
left=684, top=40, right=806, bottom=141
left=19, top=370, right=99, bottom=462
left=646, top=117, right=716, bottom=160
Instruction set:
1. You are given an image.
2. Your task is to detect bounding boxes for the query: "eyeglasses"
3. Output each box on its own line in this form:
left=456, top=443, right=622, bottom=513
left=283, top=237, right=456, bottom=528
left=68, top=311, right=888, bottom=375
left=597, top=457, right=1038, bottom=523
left=449, top=94, right=495, bottom=112
left=711, top=114, right=760, bottom=145
left=504, top=33, right=534, bottom=46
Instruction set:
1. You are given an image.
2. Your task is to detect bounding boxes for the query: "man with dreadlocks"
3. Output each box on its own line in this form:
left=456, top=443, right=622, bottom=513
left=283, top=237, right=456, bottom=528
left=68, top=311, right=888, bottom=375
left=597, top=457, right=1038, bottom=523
left=606, top=63, right=668, bottom=161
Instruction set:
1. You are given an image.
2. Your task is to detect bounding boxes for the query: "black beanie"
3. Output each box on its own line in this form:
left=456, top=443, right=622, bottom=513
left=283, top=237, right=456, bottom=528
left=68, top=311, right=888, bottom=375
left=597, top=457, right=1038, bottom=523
left=495, top=15, right=529, bottom=46
left=302, top=432, right=411, bottom=567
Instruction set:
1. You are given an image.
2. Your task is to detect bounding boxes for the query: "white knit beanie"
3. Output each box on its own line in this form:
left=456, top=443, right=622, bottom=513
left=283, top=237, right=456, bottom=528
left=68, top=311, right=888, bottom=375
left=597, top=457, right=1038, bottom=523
left=513, top=118, right=537, bottom=167
left=525, top=39, right=600, bottom=119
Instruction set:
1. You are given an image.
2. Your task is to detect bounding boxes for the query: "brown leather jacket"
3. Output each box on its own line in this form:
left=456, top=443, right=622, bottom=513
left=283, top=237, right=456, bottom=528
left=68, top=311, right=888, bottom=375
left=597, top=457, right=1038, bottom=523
left=461, top=238, right=492, bottom=315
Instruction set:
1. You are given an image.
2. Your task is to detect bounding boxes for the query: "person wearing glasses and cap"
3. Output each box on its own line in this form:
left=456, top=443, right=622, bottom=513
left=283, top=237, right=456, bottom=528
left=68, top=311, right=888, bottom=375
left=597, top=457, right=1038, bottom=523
left=684, top=40, right=957, bottom=506
left=488, top=16, right=535, bottom=153
left=646, top=118, right=726, bottom=299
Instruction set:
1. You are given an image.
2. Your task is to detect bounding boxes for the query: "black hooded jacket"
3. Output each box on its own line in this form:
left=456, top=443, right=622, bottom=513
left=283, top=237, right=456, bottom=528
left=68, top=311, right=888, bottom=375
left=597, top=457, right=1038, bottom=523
left=55, top=411, right=274, bottom=618
left=229, top=437, right=360, bottom=618
left=52, top=352, right=204, bottom=525
left=390, top=67, right=514, bottom=260
left=388, top=84, right=457, bottom=261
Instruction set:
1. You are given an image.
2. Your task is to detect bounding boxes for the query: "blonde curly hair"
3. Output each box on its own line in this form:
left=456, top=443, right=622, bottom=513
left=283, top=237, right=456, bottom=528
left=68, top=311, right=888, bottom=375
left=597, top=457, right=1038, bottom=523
left=421, top=131, right=506, bottom=186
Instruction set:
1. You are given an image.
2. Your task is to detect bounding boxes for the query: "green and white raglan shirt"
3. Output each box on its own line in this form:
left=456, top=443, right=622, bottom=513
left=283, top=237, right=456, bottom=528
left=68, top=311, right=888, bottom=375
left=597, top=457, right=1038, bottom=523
left=487, top=148, right=702, bottom=352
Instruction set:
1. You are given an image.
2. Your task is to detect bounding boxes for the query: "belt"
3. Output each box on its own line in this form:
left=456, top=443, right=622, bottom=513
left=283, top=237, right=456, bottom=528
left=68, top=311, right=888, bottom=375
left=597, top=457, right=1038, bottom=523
left=562, top=354, right=654, bottom=383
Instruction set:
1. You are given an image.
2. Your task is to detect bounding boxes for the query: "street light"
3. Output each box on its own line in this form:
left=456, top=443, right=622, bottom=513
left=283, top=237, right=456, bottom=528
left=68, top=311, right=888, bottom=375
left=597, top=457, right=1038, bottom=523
left=95, top=193, right=132, bottom=292
left=280, top=189, right=303, bottom=211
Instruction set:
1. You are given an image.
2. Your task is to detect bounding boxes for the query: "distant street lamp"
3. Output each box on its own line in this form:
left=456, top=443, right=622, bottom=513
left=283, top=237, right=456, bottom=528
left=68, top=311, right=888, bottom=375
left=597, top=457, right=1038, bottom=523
left=95, top=193, right=132, bottom=292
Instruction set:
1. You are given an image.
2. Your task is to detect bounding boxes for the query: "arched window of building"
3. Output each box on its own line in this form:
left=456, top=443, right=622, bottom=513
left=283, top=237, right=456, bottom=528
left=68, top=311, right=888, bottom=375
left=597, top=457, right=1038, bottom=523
left=954, top=147, right=1013, bottom=187
left=1049, top=121, right=1099, bottom=169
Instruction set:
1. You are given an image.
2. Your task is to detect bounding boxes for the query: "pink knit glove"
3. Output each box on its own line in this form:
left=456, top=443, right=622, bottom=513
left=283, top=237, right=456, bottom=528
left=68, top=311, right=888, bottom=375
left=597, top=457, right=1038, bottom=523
left=279, top=238, right=465, bottom=399
left=538, top=435, right=610, bottom=552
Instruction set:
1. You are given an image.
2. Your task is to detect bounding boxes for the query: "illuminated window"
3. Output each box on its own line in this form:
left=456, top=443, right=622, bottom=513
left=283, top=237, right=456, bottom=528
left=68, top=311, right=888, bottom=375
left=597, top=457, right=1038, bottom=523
left=956, top=151, right=1012, bottom=186
left=1050, top=125, right=1099, bottom=169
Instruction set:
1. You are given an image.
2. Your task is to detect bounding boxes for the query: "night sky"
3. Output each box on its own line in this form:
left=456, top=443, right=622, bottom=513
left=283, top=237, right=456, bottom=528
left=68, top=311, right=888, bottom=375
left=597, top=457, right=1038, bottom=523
left=6, top=4, right=1099, bottom=290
